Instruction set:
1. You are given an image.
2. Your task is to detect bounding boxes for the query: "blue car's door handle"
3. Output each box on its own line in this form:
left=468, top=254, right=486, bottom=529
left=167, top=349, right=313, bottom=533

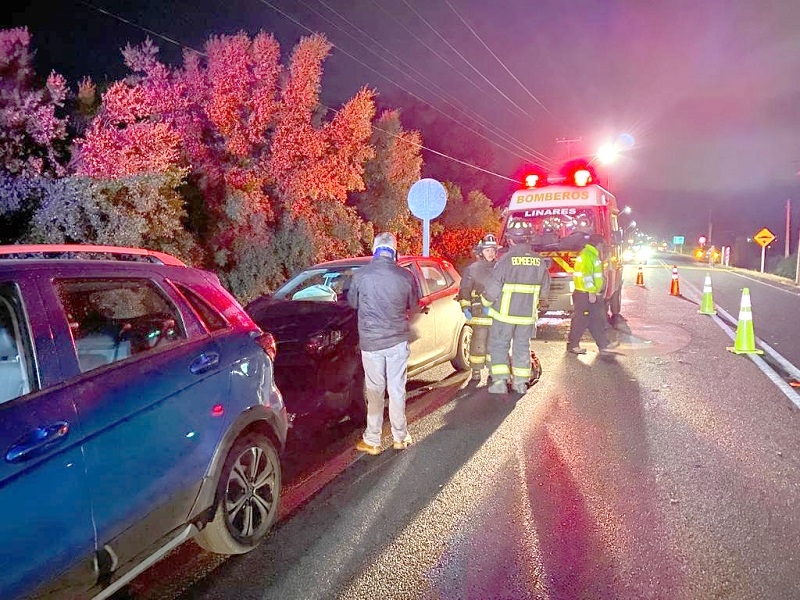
left=190, top=352, right=220, bottom=374
left=6, top=421, right=70, bottom=463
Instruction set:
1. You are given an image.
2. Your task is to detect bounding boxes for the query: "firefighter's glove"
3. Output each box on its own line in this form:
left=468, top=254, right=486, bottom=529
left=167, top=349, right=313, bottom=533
left=463, top=308, right=472, bottom=321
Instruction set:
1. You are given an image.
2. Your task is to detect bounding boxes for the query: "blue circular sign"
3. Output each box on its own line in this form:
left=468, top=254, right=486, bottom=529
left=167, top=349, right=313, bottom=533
left=407, top=178, right=447, bottom=220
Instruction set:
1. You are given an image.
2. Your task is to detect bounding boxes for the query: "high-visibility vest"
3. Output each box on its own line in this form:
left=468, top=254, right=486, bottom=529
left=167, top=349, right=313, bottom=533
left=573, top=243, right=604, bottom=293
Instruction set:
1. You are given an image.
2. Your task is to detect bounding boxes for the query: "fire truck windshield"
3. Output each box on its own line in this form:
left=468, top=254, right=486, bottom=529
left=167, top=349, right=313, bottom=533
left=505, top=209, right=599, bottom=250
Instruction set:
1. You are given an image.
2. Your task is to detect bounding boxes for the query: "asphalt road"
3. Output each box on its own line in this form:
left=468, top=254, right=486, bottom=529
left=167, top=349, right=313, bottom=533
left=125, top=261, right=800, bottom=600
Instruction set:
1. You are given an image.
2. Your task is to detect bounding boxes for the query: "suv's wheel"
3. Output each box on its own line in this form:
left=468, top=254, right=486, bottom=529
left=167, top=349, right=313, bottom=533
left=450, top=325, right=472, bottom=372
left=195, top=433, right=281, bottom=555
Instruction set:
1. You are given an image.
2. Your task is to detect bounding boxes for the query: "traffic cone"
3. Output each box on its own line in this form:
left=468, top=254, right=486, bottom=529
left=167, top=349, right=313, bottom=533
left=669, top=265, right=681, bottom=296
left=698, top=273, right=716, bottom=315
left=726, top=288, right=763, bottom=355
left=635, top=266, right=644, bottom=286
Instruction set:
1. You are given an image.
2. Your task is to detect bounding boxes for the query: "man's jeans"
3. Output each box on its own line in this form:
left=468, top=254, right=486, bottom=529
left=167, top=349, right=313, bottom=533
left=361, top=341, right=410, bottom=446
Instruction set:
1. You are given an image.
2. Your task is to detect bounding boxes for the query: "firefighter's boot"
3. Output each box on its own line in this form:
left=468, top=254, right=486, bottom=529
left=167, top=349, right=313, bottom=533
left=488, top=379, right=508, bottom=394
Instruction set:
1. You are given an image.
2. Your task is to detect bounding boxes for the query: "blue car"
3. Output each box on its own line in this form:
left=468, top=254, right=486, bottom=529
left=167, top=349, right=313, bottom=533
left=0, top=244, right=289, bottom=600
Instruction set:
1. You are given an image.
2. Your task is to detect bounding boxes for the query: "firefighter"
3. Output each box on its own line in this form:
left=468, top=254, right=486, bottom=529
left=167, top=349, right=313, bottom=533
left=567, top=233, right=620, bottom=355
left=482, top=220, right=550, bottom=395
left=457, top=233, right=499, bottom=382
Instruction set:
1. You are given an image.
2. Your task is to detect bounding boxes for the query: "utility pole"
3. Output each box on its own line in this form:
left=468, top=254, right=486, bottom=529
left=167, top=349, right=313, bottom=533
left=556, top=137, right=582, bottom=161
left=785, top=199, right=791, bottom=258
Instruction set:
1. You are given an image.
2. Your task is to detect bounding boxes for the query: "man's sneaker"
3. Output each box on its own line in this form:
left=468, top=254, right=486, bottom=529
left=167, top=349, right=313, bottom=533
left=393, top=434, right=413, bottom=450
left=567, top=346, right=587, bottom=355
left=606, top=340, right=621, bottom=349
left=355, top=439, right=382, bottom=455
left=511, top=381, right=528, bottom=394
left=470, top=370, right=482, bottom=381
left=488, top=379, right=508, bottom=394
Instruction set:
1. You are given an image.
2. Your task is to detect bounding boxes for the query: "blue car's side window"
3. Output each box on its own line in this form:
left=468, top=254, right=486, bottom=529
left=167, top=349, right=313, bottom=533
left=54, top=278, right=188, bottom=373
left=0, top=284, right=32, bottom=404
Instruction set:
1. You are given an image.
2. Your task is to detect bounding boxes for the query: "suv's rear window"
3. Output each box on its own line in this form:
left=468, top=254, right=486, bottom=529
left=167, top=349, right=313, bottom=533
left=55, top=278, right=187, bottom=373
left=175, top=284, right=229, bottom=332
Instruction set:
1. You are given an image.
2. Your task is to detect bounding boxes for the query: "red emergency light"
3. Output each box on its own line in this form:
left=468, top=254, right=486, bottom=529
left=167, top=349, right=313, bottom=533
left=560, top=160, right=597, bottom=187
left=521, top=166, right=548, bottom=188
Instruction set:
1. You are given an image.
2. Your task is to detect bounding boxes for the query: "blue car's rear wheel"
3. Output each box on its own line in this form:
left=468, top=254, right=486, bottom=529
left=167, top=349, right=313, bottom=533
left=195, top=433, right=281, bottom=554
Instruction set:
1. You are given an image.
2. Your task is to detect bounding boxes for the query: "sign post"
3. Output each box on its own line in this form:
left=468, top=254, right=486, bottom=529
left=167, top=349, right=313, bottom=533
left=752, top=227, right=776, bottom=273
left=672, top=235, right=685, bottom=253
left=407, top=178, right=447, bottom=257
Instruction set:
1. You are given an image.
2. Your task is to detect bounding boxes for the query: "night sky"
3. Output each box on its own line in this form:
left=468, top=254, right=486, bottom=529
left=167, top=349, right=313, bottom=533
left=5, top=0, right=800, bottom=254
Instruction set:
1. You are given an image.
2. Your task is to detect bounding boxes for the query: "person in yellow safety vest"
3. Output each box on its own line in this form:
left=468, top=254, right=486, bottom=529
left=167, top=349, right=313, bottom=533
left=481, top=220, right=550, bottom=395
left=457, top=233, right=499, bottom=382
left=567, top=233, right=619, bottom=356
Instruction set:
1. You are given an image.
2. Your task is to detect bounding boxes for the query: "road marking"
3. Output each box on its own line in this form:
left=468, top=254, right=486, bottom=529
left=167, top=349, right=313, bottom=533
left=680, top=277, right=800, bottom=409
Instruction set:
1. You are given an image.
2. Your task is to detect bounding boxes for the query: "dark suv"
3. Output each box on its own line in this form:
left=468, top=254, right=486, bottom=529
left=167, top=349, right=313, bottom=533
left=0, top=245, right=289, bottom=600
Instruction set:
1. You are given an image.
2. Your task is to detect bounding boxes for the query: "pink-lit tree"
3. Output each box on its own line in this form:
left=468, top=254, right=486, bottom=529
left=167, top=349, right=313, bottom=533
left=0, top=27, right=69, bottom=178
left=75, top=32, right=377, bottom=300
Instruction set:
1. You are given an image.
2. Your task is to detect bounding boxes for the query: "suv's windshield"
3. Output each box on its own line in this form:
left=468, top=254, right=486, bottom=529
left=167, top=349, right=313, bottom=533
left=505, top=209, right=599, bottom=251
left=273, top=266, right=362, bottom=301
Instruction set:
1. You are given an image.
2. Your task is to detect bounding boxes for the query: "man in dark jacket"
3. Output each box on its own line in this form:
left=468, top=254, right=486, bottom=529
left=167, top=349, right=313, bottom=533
left=457, top=233, right=498, bottom=382
left=348, top=232, right=420, bottom=455
left=482, top=220, right=550, bottom=395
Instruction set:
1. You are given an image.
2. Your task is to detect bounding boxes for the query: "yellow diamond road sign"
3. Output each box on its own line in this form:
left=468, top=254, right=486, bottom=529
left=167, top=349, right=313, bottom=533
left=753, top=227, right=775, bottom=248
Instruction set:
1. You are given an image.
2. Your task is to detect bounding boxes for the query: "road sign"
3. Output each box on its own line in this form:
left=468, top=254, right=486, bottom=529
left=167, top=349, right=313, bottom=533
left=753, top=227, right=775, bottom=248
left=673, top=235, right=684, bottom=245
left=408, top=178, right=447, bottom=257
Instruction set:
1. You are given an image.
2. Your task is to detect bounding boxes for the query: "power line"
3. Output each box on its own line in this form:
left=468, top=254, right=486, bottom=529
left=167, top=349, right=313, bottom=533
left=397, top=0, right=534, bottom=120
left=74, top=1, right=521, bottom=184
left=300, top=0, right=554, bottom=166
left=441, top=0, right=554, bottom=119
left=76, top=0, right=206, bottom=57
left=367, top=0, right=522, bottom=121
left=257, top=0, right=549, bottom=168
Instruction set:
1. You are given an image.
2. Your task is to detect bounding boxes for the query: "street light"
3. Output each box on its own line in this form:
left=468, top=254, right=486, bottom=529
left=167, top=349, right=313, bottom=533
left=596, top=143, right=619, bottom=189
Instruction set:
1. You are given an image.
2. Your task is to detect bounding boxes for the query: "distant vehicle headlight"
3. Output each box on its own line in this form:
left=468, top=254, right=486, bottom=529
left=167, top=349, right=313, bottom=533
left=636, top=246, right=653, bottom=261
left=622, top=249, right=635, bottom=262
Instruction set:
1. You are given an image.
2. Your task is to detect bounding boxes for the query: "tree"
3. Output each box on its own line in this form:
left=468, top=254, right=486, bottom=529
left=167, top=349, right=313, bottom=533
left=22, top=172, right=197, bottom=260
left=73, top=32, right=377, bottom=300
left=352, top=109, right=423, bottom=254
left=0, top=28, right=69, bottom=178
left=431, top=182, right=502, bottom=269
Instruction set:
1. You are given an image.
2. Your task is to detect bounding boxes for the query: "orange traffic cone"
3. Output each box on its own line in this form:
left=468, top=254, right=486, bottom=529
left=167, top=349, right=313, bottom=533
left=726, top=288, right=763, bottom=354
left=669, top=265, right=681, bottom=296
left=635, top=266, right=644, bottom=286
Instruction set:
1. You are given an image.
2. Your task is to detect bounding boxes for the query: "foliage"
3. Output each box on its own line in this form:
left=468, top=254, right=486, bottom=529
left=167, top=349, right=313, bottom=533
left=432, top=225, right=491, bottom=272
left=73, top=32, right=377, bottom=297
left=352, top=110, right=422, bottom=253
left=24, top=172, right=198, bottom=262
left=771, top=253, right=798, bottom=280
left=0, top=28, right=69, bottom=178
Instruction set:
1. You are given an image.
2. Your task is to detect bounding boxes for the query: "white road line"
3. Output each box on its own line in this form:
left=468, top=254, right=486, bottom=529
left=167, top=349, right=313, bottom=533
left=680, top=277, right=800, bottom=408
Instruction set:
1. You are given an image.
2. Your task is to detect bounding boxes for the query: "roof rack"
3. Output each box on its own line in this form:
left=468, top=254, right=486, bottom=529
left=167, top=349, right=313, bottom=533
left=0, top=244, right=186, bottom=266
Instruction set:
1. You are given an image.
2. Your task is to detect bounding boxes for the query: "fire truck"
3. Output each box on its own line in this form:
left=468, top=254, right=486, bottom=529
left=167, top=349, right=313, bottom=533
left=499, top=165, right=623, bottom=315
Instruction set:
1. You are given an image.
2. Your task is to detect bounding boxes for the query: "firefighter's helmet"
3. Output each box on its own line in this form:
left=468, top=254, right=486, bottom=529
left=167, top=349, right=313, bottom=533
left=505, top=220, right=532, bottom=243
left=480, top=233, right=498, bottom=249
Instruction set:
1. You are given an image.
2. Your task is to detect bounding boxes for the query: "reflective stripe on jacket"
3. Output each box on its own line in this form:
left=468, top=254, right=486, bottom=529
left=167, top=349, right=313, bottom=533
left=573, top=243, right=603, bottom=293
left=481, top=243, right=551, bottom=325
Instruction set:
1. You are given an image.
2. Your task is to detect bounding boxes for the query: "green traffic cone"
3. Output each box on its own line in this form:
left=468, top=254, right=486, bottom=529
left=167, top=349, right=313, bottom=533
left=698, top=273, right=716, bottom=315
left=726, top=288, right=763, bottom=354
